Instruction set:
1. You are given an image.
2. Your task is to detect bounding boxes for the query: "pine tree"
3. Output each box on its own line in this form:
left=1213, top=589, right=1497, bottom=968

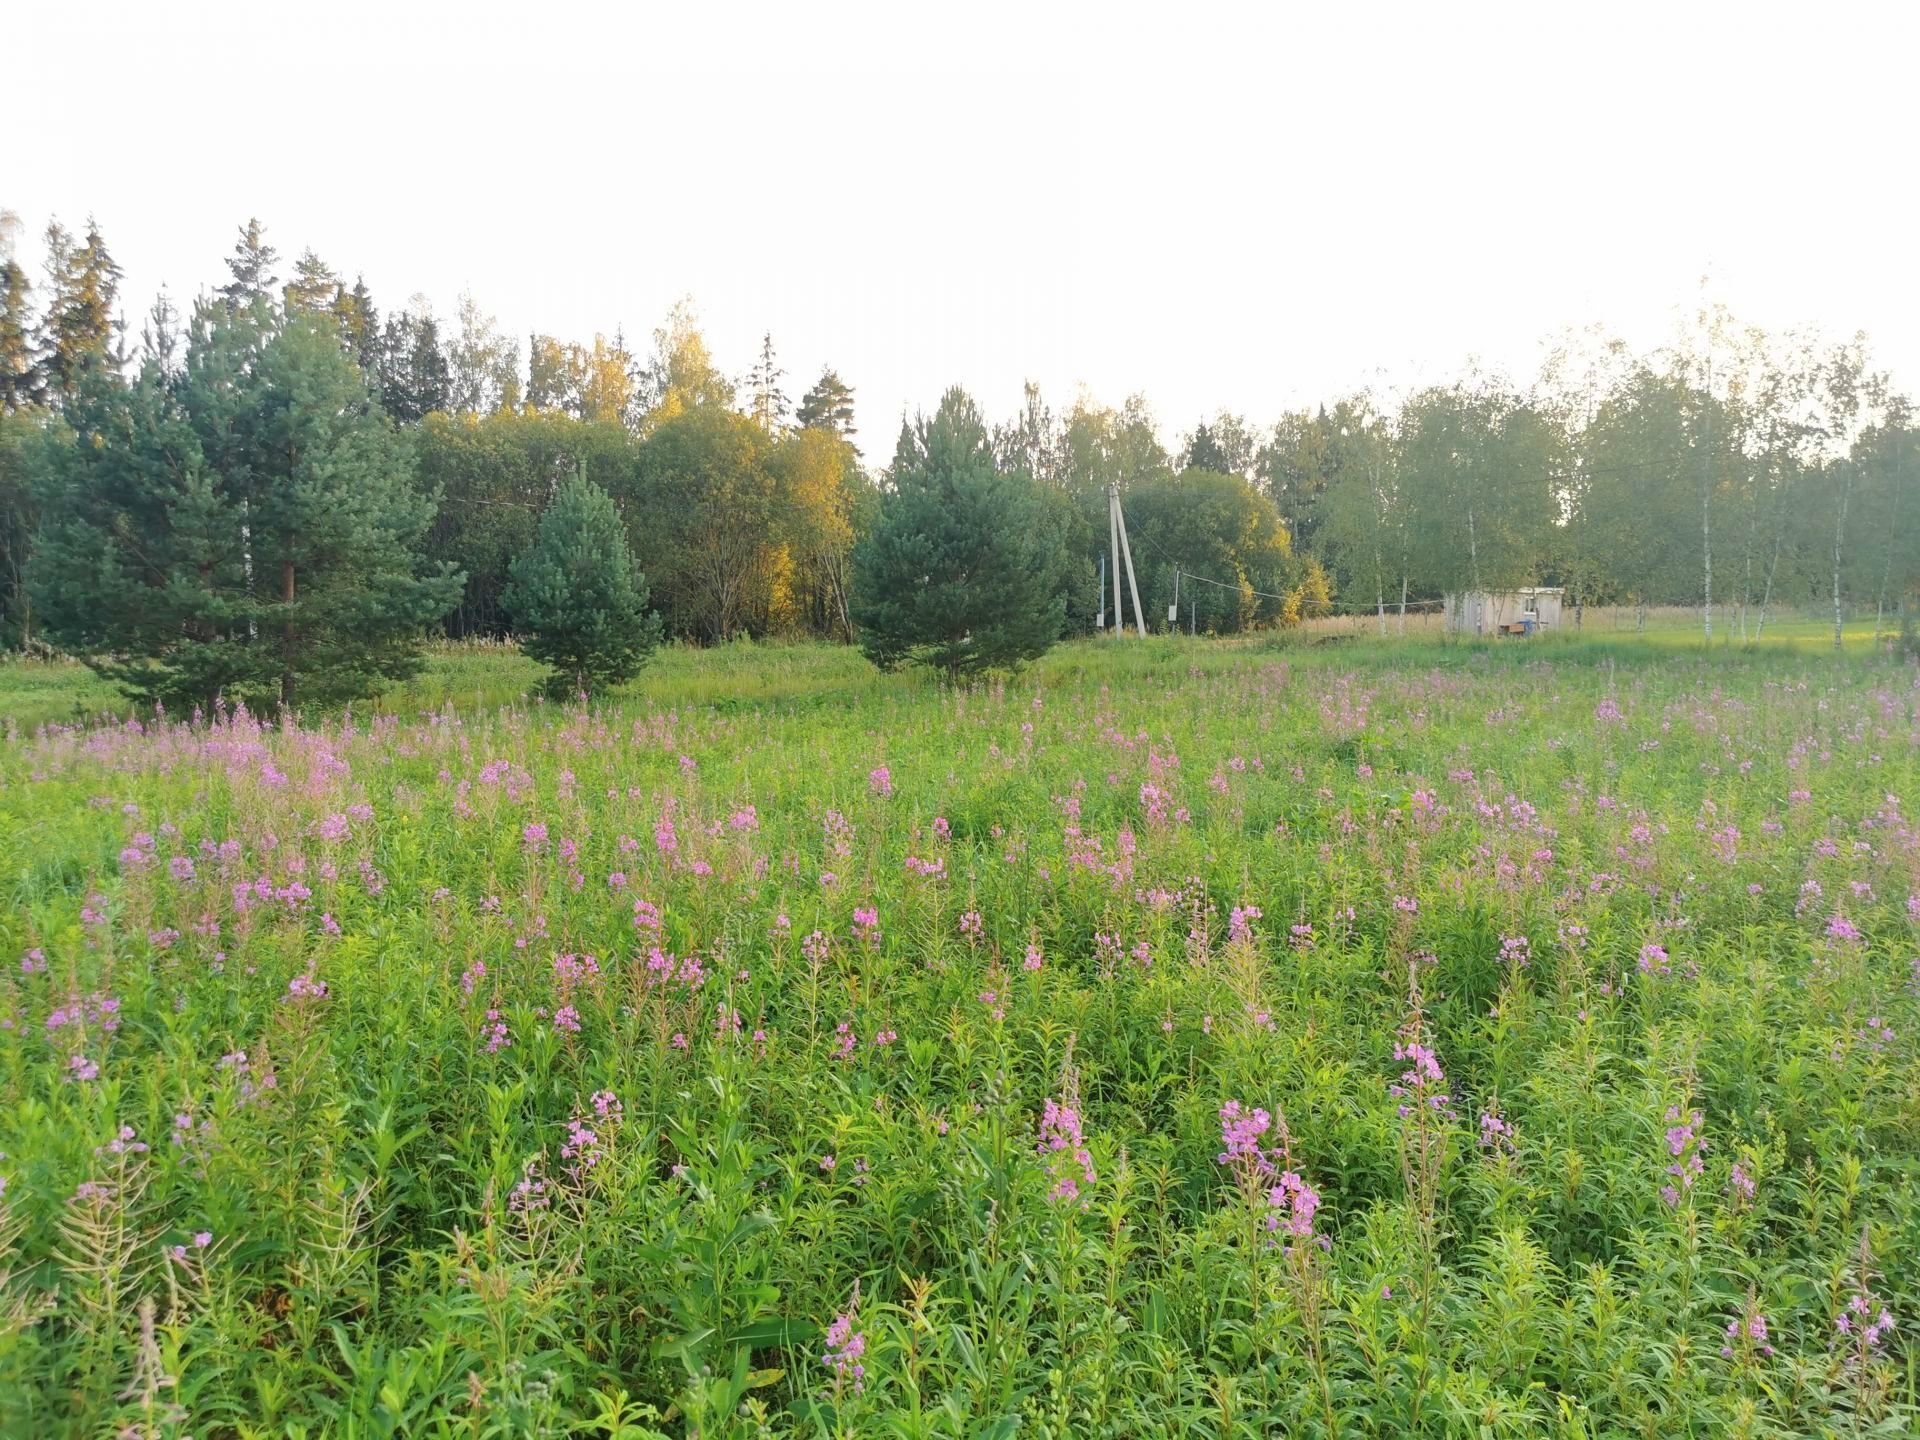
left=217, top=218, right=279, bottom=313
left=503, top=471, right=661, bottom=697
left=746, top=332, right=789, bottom=431
left=851, top=386, right=1067, bottom=676
left=0, top=211, right=38, bottom=411
left=797, top=367, right=857, bottom=450
left=30, top=305, right=461, bottom=711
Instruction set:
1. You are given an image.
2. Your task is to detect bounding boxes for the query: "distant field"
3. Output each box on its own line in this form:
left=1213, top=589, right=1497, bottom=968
left=2, top=627, right=1917, bottom=1435
left=0, top=607, right=1907, bottom=732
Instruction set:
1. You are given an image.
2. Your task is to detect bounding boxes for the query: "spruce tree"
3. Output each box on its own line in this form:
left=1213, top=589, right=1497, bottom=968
left=503, top=472, right=661, bottom=698
left=31, top=305, right=461, bottom=712
left=0, top=247, right=37, bottom=411
left=335, top=277, right=379, bottom=373
left=217, top=218, right=279, bottom=313
left=378, top=306, right=451, bottom=422
left=283, top=248, right=340, bottom=317
left=746, top=332, right=788, bottom=431
left=851, top=386, right=1067, bottom=677
left=139, top=290, right=182, bottom=374
left=39, top=218, right=123, bottom=399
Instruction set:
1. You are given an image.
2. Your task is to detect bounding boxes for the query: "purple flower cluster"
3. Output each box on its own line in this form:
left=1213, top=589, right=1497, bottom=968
left=1389, top=1040, right=1453, bottom=1120
left=1217, top=1102, right=1273, bottom=1175
left=1661, top=1105, right=1704, bottom=1207
left=822, top=1283, right=866, bottom=1391
left=1836, top=1290, right=1895, bottom=1356
left=1037, top=1098, right=1095, bottom=1204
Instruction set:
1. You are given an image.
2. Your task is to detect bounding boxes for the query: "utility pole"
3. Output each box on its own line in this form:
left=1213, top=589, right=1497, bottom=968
left=1108, top=482, right=1123, bottom=636
left=1110, top=482, right=1146, bottom=638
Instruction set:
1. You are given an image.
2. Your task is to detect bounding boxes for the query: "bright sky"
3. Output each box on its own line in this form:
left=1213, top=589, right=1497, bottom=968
left=11, top=1, right=1918, bottom=449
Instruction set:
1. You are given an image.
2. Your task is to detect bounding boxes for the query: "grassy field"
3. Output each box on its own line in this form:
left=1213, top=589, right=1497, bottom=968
left=0, top=608, right=1909, bottom=733
left=1, top=632, right=1917, bottom=1436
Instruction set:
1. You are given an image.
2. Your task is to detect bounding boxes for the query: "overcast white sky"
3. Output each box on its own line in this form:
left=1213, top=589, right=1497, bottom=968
left=10, top=1, right=1918, bottom=448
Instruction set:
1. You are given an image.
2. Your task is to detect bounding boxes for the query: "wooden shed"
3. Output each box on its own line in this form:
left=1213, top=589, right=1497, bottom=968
left=1443, top=587, right=1564, bottom=636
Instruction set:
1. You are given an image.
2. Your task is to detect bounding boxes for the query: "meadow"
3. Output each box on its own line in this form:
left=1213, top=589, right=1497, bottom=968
left=1, top=630, right=1916, bottom=1438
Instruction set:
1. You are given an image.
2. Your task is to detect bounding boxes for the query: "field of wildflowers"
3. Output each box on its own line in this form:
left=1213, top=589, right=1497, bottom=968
left=2, top=636, right=1916, bottom=1437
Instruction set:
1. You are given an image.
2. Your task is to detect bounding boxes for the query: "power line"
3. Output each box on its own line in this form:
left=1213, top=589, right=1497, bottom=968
left=1123, top=508, right=1443, bottom=617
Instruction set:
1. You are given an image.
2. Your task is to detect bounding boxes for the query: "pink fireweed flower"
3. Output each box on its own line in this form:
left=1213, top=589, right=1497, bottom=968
left=1722, top=1298, right=1775, bottom=1359
left=851, top=907, right=879, bottom=944
left=1661, top=1106, right=1704, bottom=1207
left=1390, top=1041, right=1453, bottom=1119
left=1728, top=1161, right=1756, bottom=1205
left=1038, top=1097, right=1096, bottom=1204
left=480, top=1008, right=511, bottom=1054
left=822, top=1282, right=866, bottom=1391
left=1265, top=1170, right=1322, bottom=1241
left=1228, top=905, right=1262, bottom=946
left=959, top=909, right=984, bottom=940
left=868, top=765, right=892, bottom=798
left=1478, top=1106, right=1517, bottom=1156
left=1023, top=942, right=1044, bottom=972
left=285, top=967, right=329, bottom=1003
left=1835, top=1289, right=1896, bottom=1358
left=1218, top=1101, right=1273, bottom=1175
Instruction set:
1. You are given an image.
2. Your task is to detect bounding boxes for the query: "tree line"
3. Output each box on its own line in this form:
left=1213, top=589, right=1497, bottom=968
left=1, top=211, right=1915, bottom=708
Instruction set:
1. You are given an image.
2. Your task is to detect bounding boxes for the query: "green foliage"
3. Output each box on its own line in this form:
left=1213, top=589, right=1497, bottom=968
left=415, top=410, right=635, bottom=637
left=28, top=308, right=460, bottom=712
left=1125, top=467, right=1296, bottom=632
left=853, top=386, right=1068, bottom=675
left=0, top=637, right=1916, bottom=1436
left=503, top=472, right=661, bottom=697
